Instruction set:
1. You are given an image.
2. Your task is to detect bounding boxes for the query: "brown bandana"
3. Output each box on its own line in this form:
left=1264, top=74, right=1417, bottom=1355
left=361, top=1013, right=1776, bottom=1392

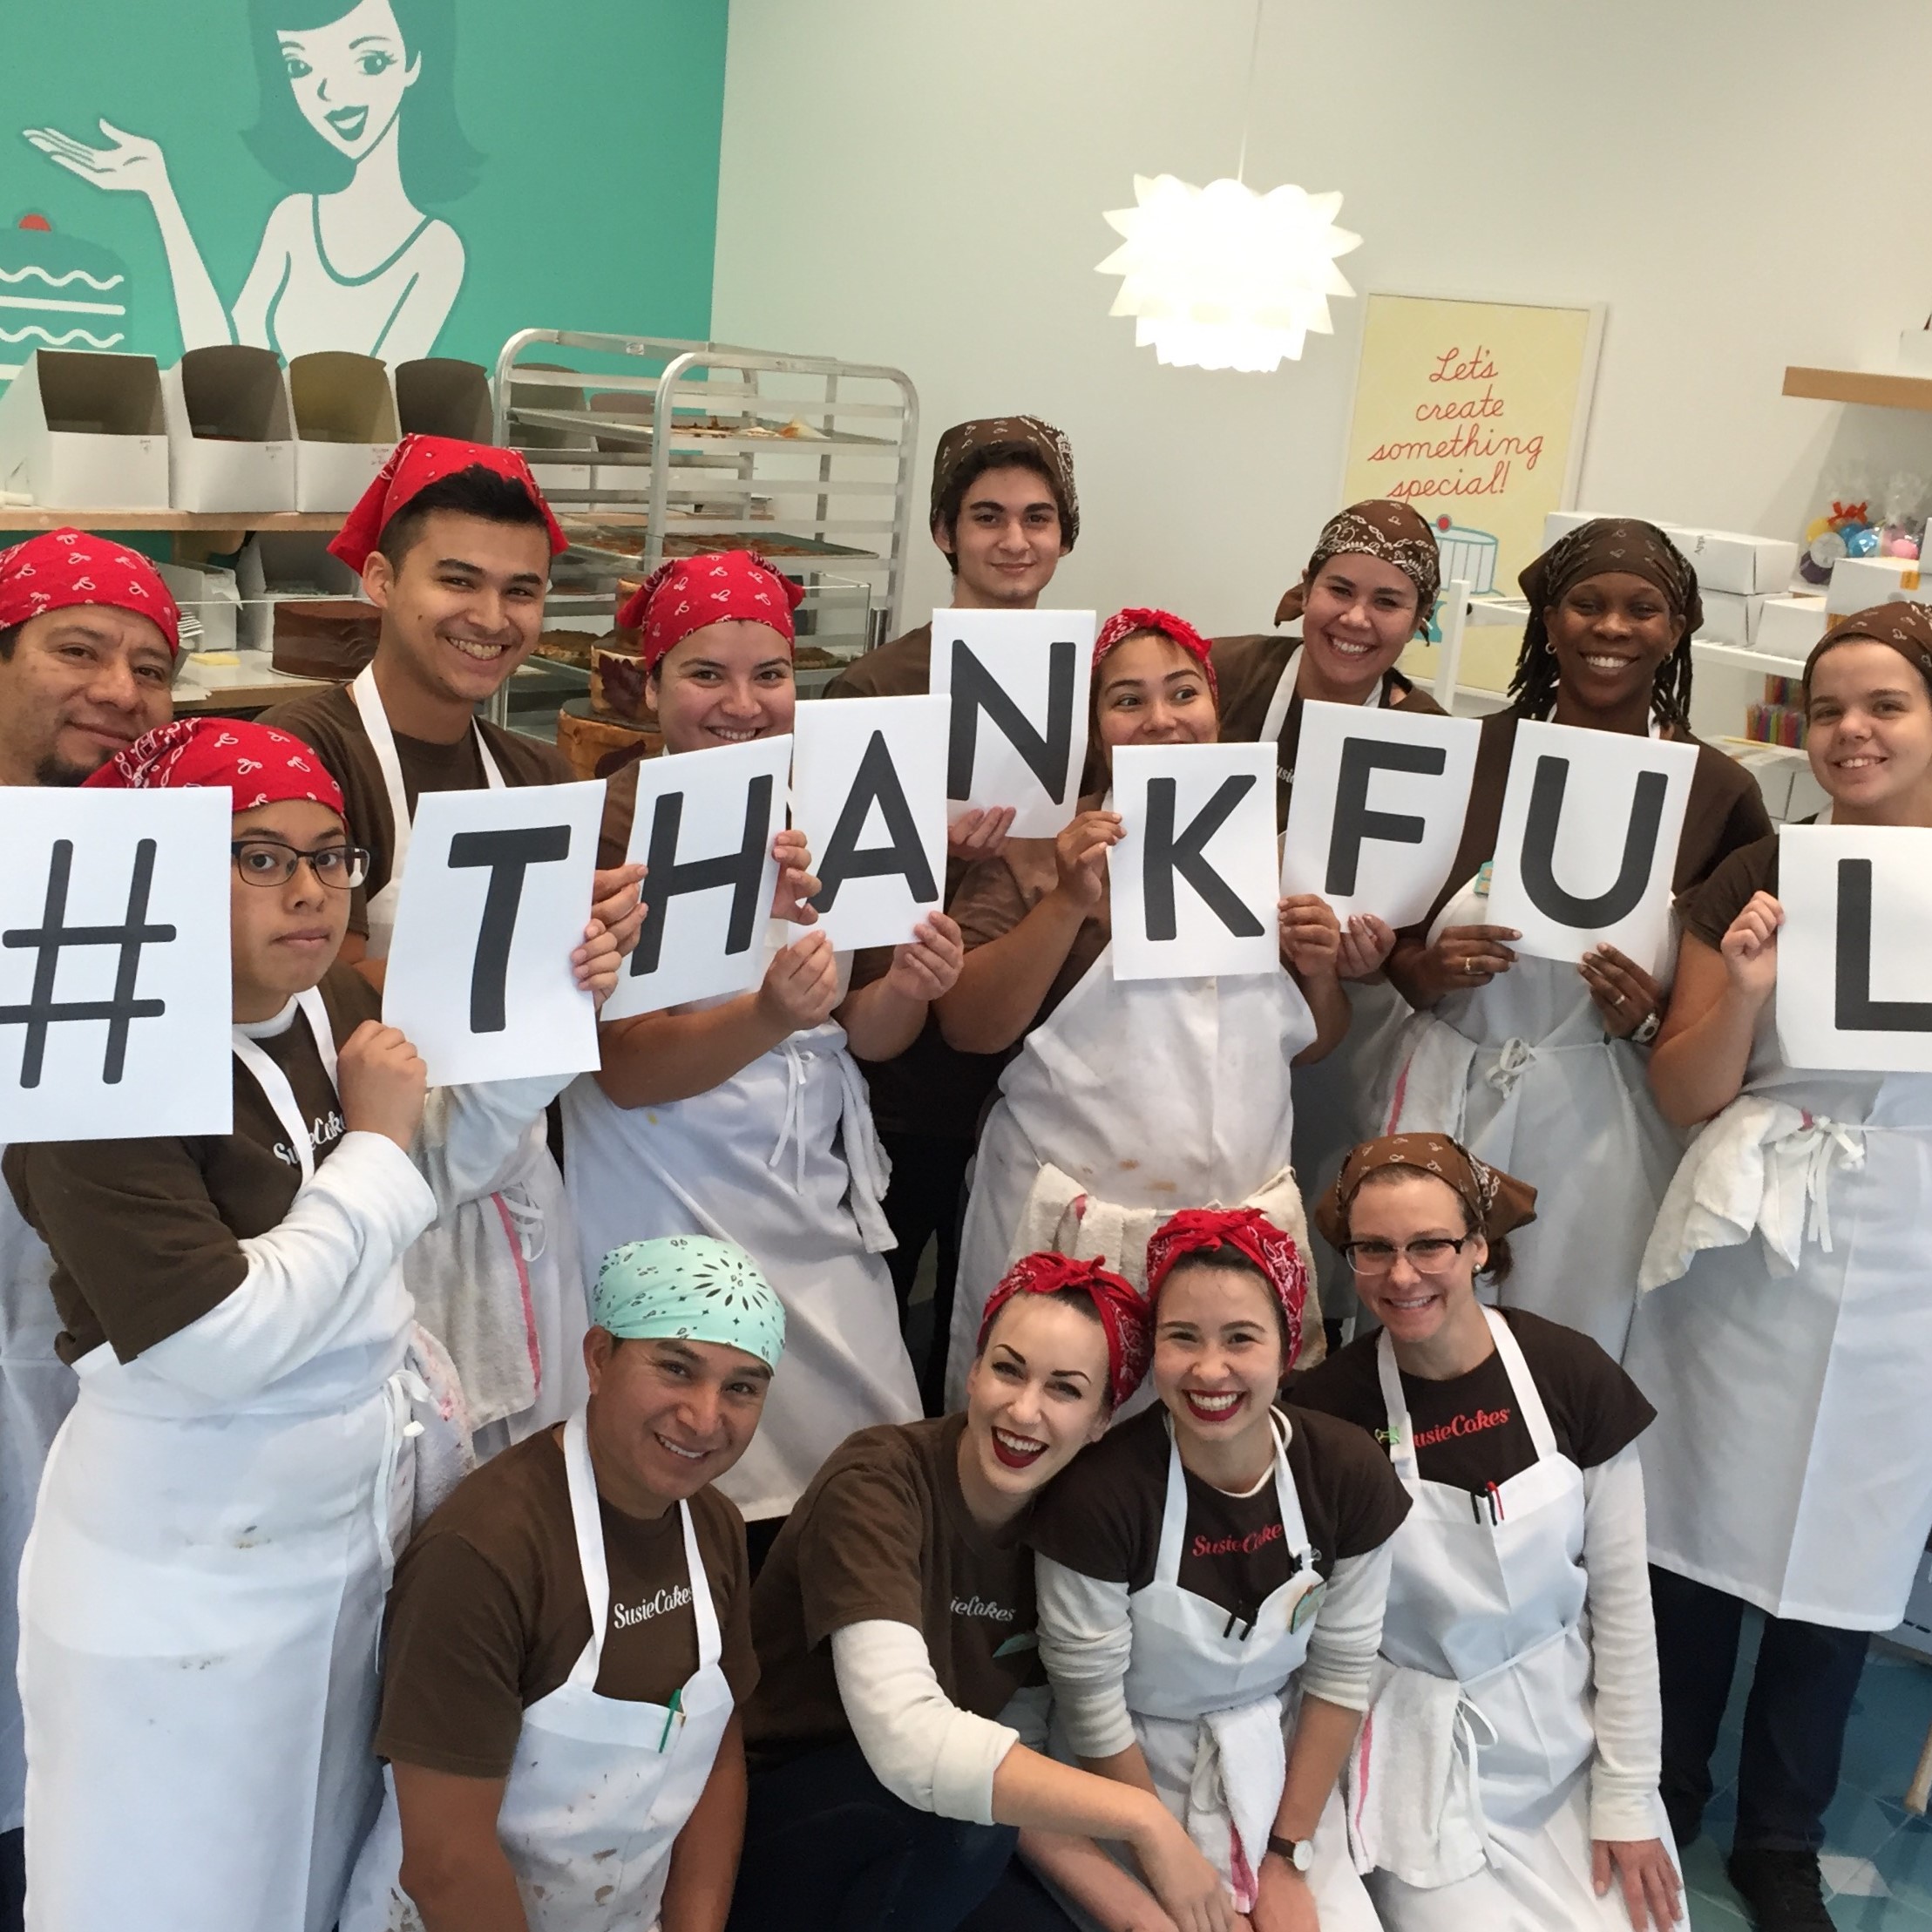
left=1517, top=518, right=1702, bottom=653
left=1313, top=1133, right=1539, bottom=1248
left=930, top=416, right=1079, bottom=547
left=1802, top=600, right=1932, bottom=694
left=1275, top=499, right=1441, bottom=632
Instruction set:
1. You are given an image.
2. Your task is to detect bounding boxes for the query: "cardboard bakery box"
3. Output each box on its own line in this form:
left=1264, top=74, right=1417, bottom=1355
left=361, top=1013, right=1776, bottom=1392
left=156, top=559, right=243, bottom=656
left=1695, top=591, right=1766, bottom=647
left=161, top=346, right=295, bottom=514
left=235, top=531, right=364, bottom=653
left=288, top=352, right=398, bottom=512
left=0, top=348, right=168, bottom=508
left=1825, top=552, right=1925, bottom=615
left=1670, top=528, right=1799, bottom=597
left=1754, top=593, right=1830, bottom=661
left=394, top=357, right=493, bottom=440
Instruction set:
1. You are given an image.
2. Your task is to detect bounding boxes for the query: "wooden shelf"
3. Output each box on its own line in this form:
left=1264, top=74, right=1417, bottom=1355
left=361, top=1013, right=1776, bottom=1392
left=0, top=508, right=347, bottom=533
left=1782, top=366, right=1932, bottom=411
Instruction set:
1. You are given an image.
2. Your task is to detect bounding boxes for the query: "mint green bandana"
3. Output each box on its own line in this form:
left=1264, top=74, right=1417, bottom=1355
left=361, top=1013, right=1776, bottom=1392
left=592, top=1236, right=786, bottom=1368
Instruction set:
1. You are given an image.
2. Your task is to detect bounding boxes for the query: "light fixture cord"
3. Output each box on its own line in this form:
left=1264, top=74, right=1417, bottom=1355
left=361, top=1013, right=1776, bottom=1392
left=1233, top=0, right=1265, bottom=184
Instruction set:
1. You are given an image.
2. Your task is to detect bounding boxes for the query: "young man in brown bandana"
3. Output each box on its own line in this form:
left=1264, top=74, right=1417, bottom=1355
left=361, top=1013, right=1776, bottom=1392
left=822, top=417, right=1081, bottom=1413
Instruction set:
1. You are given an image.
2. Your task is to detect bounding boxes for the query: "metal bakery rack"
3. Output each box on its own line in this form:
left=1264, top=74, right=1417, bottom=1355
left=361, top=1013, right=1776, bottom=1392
left=485, top=329, right=919, bottom=735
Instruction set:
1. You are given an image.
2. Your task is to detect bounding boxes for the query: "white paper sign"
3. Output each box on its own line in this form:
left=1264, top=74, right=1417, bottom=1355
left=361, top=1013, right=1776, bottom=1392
left=930, top=607, right=1095, bottom=837
left=1280, top=702, right=1482, bottom=925
left=601, top=736, right=790, bottom=1020
left=1484, top=722, right=1698, bottom=971
left=793, top=695, right=949, bottom=952
left=0, top=788, right=233, bottom=1142
left=383, top=781, right=605, bottom=1086
left=1776, top=824, right=1932, bottom=1073
left=1108, top=742, right=1279, bottom=981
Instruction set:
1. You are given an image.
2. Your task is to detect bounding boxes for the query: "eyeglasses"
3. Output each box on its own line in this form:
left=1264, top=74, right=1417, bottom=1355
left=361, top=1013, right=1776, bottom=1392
left=230, top=839, right=369, bottom=891
left=1341, top=1236, right=1472, bottom=1276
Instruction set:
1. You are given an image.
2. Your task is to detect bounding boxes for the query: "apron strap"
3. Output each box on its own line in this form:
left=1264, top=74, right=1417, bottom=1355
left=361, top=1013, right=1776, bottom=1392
left=1151, top=1407, right=1312, bottom=1585
left=1257, top=645, right=1388, bottom=772
left=1377, top=1305, right=1559, bottom=1476
left=676, top=1487, right=723, bottom=1671
left=1481, top=1305, right=1558, bottom=1460
left=228, top=987, right=337, bottom=1189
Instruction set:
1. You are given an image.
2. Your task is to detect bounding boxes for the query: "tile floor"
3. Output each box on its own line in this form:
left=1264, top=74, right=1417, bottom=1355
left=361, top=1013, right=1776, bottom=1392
left=1685, top=1624, right=1932, bottom=1929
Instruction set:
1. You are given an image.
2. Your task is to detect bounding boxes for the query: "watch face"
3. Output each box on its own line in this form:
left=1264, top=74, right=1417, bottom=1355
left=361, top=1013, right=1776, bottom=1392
left=1292, top=1839, right=1314, bottom=1871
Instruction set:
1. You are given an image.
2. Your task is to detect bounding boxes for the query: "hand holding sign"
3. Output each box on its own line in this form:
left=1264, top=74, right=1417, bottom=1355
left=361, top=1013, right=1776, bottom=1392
left=756, top=927, right=842, bottom=1034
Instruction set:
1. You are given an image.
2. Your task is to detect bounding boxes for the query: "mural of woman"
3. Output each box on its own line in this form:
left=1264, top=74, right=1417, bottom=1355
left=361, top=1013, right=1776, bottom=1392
left=24, top=0, right=478, bottom=363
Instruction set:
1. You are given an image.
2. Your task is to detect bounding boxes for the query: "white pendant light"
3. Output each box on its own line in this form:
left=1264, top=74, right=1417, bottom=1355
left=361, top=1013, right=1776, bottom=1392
left=1096, top=3, right=1361, bottom=373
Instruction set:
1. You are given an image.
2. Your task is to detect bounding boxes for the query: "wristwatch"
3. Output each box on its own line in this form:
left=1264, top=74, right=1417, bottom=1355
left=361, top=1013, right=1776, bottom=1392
left=1631, top=1011, right=1662, bottom=1046
left=1266, top=1833, right=1315, bottom=1872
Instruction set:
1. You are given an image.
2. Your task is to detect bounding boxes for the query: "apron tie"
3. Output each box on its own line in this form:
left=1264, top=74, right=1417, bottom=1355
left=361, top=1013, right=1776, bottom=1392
left=767, top=1040, right=810, bottom=1197
left=494, top=1181, right=547, bottom=1264
left=1485, top=1037, right=1536, bottom=1096
left=1791, top=1113, right=1867, bottom=1256
left=373, top=1366, right=431, bottom=1572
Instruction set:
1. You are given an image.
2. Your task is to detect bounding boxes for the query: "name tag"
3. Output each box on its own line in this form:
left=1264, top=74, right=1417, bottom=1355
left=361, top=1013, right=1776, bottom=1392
left=1286, top=1572, right=1325, bottom=1634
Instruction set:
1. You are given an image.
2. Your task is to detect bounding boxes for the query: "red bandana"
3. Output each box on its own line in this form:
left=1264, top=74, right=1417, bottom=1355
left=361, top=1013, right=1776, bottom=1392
left=328, top=434, right=568, bottom=573
left=0, top=529, right=181, bottom=655
left=1145, top=1207, right=1308, bottom=1366
left=1093, top=605, right=1218, bottom=699
left=85, top=718, right=346, bottom=817
left=617, top=550, right=806, bottom=671
left=977, top=1251, right=1152, bottom=1410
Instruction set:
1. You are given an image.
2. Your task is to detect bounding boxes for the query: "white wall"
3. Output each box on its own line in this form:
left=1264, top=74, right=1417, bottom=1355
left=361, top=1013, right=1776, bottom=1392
left=714, top=0, right=1932, bottom=652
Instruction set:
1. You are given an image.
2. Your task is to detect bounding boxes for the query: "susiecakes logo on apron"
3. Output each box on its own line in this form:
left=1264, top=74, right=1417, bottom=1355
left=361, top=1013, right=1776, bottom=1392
left=613, top=1584, right=694, bottom=1630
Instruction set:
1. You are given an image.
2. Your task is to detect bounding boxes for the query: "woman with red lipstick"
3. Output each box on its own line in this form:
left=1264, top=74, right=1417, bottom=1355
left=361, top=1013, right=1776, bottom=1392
left=569, top=552, right=960, bottom=1553
left=939, top=610, right=1351, bottom=1407
left=1379, top=520, right=1771, bottom=1357
left=1624, top=603, right=1932, bottom=1932
left=1033, top=1208, right=1410, bottom=1932
left=5, top=717, right=623, bottom=1932
left=732, top=1254, right=1238, bottom=1932
left=1293, top=1136, right=1678, bottom=1932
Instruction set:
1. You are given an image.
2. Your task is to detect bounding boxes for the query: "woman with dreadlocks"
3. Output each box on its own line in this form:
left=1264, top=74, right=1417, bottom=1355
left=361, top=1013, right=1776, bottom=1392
left=1375, top=519, right=1770, bottom=1357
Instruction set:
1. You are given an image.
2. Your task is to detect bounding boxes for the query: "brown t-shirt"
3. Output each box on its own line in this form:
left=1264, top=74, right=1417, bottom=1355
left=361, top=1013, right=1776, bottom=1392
left=1210, top=633, right=1443, bottom=826
left=1676, top=831, right=1783, bottom=952
left=1290, top=1307, right=1656, bottom=1493
left=1408, top=704, right=1774, bottom=939
left=259, top=681, right=573, bottom=939
left=375, top=1426, right=757, bottom=1779
left=1028, top=1403, right=1412, bottom=1628
left=744, top=1413, right=1044, bottom=1769
left=3, top=966, right=379, bottom=1364
left=822, top=623, right=934, bottom=701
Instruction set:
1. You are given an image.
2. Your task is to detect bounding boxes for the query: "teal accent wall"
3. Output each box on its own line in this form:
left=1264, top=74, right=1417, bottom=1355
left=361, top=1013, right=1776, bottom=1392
left=0, top=0, right=726, bottom=376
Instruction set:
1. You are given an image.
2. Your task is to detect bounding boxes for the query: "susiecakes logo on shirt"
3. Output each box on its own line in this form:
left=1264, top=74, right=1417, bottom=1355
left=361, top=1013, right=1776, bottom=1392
left=274, top=1108, right=345, bottom=1168
left=613, top=1584, right=694, bottom=1630
left=951, top=1595, right=1016, bottom=1623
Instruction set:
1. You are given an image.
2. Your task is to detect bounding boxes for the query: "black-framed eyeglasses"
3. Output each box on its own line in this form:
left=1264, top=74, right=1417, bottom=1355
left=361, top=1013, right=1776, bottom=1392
left=1341, top=1236, right=1473, bottom=1277
left=230, top=839, right=369, bottom=891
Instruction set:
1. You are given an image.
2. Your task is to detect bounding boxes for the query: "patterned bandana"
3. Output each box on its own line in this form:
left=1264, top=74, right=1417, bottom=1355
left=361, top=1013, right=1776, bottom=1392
left=1274, top=499, right=1441, bottom=633
left=1144, top=1208, right=1308, bottom=1367
left=593, top=1235, right=786, bottom=1369
left=1803, top=600, right=1932, bottom=694
left=1092, top=606, right=1219, bottom=700
left=328, top=434, right=568, bottom=573
left=930, top=415, right=1080, bottom=548
left=0, top=529, right=181, bottom=655
left=1314, top=1134, right=1539, bottom=1248
left=1517, top=518, right=1702, bottom=649
left=84, top=717, right=346, bottom=816
left=977, top=1251, right=1151, bottom=1410
left=616, top=550, right=806, bottom=672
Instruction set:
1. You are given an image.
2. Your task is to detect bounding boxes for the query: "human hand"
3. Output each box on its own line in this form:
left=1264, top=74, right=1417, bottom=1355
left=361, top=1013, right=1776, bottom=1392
left=1052, top=810, right=1122, bottom=912
left=756, top=929, right=840, bottom=1034
left=1719, top=891, right=1783, bottom=1009
left=589, top=864, right=647, bottom=960
left=25, top=120, right=172, bottom=198
left=1278, top=895, right=1342, bottom=979
left=1336, top=913, right=1396, bottom=980
left=947, top=806, right=1016, bottom=865
left=1593, top=1837, right=1683, bottom=1929
left=573, top=918, right=624, bottom=1012
left=771, top=829, right=821, bottom=925
left=1133, top=1807, right=1238, bottom=1932
left=1251, top=1852, right=1319, bottom=1932
left=1581, top=945, right=1665, bottom=1040
left=336, top=1021, right=428, bottom=1153
left=884, top=912, right=965, bottom=1002
left=1418, top=923, right=1521, bottom=1004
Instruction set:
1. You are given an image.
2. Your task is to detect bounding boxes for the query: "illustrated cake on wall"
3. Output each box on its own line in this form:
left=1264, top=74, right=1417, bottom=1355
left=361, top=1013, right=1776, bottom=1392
left=1433, top=516, right=1499, bottom=595
left=0, top=214, right=131, bottom=386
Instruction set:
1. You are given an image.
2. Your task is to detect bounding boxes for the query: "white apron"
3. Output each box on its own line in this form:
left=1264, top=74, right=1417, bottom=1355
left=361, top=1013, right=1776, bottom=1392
left=0, top=1156, right=69, bottom=1834
left=1104, top=1411, right=1377, bottom=1929
left=1366, top=1310, right=1675, bottom=1929
left=351, top=665, right=590, bottom=1447
left=342, top=1413, right=735, bottom=1932
left=18, top=993, right=438, bottom=1932
left=1625, top=1007, right=1932, bottom=1628
left=1373, top=878, right=1686, bottom=1357
left=564, top=932, right=918, bottom=1521
left=950, top=942, right=1318, bottom=1408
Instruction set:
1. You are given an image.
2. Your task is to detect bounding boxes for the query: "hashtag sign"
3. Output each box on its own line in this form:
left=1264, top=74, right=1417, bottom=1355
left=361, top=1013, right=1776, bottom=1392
left=0, top=838, right=174, bottom=1087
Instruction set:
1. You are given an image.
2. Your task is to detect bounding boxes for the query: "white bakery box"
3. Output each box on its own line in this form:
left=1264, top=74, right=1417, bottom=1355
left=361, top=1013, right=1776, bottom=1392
left=1825, top=552, right=1932, bottom=615
left=1541, top=511, right=1799, bottom=596
left=161, top=345, right=295, bottom=514
left=1755, top=594, right=1830, bottom=659
left=155, top=559, right=242, bottom=656
left=0, top=348, right=169, bottom=509
left=288, top=351, right=398, bottom=512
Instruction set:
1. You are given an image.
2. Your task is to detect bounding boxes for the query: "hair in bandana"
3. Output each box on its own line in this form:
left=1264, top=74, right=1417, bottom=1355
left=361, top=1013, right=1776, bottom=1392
left=930, top=416, right=1079, bottom=551
left=1315, top=1134, right=1538, bottom=1285
left=1274, top=499, right=1441, bottom=635
left=0, top=529, right=181, bottom=656
left=328, top=435, right=567, bottom=574
left=1145, top=1208, right=1308, bottom=1366
left=593, top=1236, right=786, bottom=1369
left=1514, top=519, right=1700, bottom=730
left=84, top=717, right=347, bottom=817
left=1802, top=600, right=1932, bottom=699
left=1093, top=606, right=1218, bottom=701
left=618, top=551, right=806, bottom=673
left=977, top=1251, right=1150, bottom=1410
